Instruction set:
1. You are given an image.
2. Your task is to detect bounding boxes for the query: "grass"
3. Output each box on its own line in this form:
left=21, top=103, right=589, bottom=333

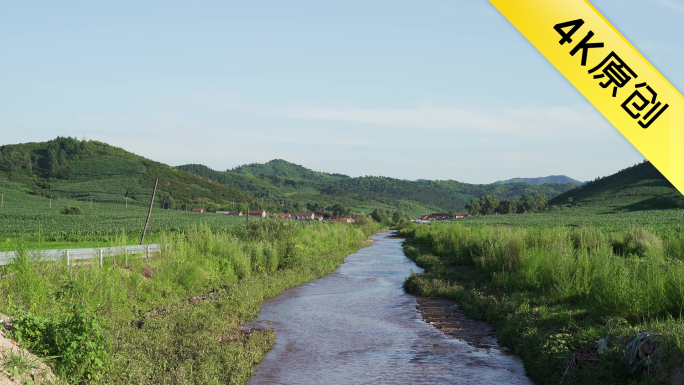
left=0, top=219, right=381, bottom=383
left=400, top=223, right=684, bottom=384
left=1, top=349, right=48, bottom=381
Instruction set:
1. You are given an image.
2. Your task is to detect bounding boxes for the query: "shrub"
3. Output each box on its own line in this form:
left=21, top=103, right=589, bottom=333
left=60, top=206, right=83, bottom=215
left=9, top=306, right=111, bottom=382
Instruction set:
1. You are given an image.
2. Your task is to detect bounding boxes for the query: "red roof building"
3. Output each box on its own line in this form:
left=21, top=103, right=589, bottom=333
left=248, top=210, right=266, bottom=218
left=297, top=212, right=315, bottom=220
left=192, top=208, right=204, bottom=213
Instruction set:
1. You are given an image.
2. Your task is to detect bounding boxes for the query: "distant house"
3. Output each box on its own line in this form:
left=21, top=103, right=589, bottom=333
left=248, top=210, right=266, bottom=218
left=314, top=214, right=324, bottom=221
left=217, top=211, right=242, bottom=216
left=192, top=208, right=205, bottom=213
left=277, top=213, right=292, bottom=218
left=297, top=212, right=315, bottom=220
left=332, top=218, right=355, bottom=223
left=428, top=213, right=469, bottom=220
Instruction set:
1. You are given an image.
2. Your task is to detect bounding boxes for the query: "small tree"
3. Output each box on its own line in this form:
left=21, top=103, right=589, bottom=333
left=448, top=210, right=455, bottom=219
left=61, top=206, right=83, bottom=215
left=332, top=203, right=347, bottom=218
left=479, top=195, right=499, bottom=215
left=371, top=208, right=389, bottom=224
left=534, top=194, right=548, bottom=212
left=519, top=194, right=535, bottom=213
left=465, top=199, right=481, bottom=216
left=499, top=199, right=518, bottom=214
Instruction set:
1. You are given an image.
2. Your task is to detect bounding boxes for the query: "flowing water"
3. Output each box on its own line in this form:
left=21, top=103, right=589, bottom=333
left=245, top=232, right=532, bottom=384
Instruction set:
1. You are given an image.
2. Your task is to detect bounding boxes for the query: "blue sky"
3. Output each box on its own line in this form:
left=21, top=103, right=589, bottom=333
left=1, top=0, right=682, bottom=183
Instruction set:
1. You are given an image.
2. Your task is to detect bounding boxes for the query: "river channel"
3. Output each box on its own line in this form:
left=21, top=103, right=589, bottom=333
left=245, top=232, right=532, bottom=384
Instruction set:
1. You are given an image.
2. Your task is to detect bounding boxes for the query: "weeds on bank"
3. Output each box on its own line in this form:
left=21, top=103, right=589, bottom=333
left=400, top=224, right=684, bottom=384
left=0, top=220, right=380, bottom=383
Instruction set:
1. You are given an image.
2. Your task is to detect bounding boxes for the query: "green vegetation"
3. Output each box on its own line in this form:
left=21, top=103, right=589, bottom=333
left=179, top=160, right=577, bottom=216
left=1, top=219, right=380, bottom=383
left=400, top=222, right=684, bottom=384
left=228, top=159, right=349, bottom=182
left=60, top=205, right=83, bottom=215
left=0, top=185, right=252, bottom=242
left=550, top=160, right=684, bottom=211
left=0, top=137, right=256, bottom=211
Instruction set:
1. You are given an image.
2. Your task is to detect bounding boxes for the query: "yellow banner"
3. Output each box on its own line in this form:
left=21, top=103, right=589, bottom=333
left=489, top=0, right=684, bottom=194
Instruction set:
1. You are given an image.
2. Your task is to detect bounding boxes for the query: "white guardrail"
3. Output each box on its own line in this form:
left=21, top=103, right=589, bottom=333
left=0, top=244, right=161, bottom=267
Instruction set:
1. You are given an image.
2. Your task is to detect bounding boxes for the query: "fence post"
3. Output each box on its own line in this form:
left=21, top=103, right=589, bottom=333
left=66, top=250, right=70, bottom=267
left=99, top=249, right=103, bottom=267
left=125, top=248, right=128, bottom=266
left=147, top=245, right=150, bottom=260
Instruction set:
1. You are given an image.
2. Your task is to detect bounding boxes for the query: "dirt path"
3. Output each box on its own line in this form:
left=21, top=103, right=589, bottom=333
left=416, top=297, right=502, bottom=350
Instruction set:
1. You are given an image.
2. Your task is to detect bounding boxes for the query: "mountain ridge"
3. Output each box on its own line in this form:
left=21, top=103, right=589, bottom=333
left=493, top=175, right=586, bottom=185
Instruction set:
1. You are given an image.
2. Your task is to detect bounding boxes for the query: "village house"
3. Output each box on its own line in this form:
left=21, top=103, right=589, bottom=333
left=332, top=218, right=355, bottom=223
left=314, top=214, right=324, bottom=221
left=216, top=211, right=242, bottom=216
left=192, top=208, right=204, bottom=213
left=248, top=210, right=267, bottom=218
left=428, top=213, right=469, bottom=220
left=297, top=212, right=315, bottom=220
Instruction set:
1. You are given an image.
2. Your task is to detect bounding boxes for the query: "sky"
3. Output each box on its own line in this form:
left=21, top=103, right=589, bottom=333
left=1, top=0, right=682, bottom=184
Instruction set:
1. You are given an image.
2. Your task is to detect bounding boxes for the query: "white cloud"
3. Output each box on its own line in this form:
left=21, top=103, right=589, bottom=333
left=282, top=104, right=611, bottom=138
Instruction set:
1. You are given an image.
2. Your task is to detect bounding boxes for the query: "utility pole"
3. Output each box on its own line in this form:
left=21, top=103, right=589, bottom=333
left=140, top=178, right=159, bottom=245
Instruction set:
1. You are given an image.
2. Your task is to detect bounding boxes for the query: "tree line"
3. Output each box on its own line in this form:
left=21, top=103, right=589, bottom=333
left=465, top=194, right=549, bottom=216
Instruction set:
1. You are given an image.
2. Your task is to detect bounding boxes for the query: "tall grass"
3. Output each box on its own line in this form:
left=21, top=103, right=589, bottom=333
left=401, top=223, right=684, bottom=384
left=0, top=219, right=380, bottom=383
left=403, top=223, right=684, bottom=320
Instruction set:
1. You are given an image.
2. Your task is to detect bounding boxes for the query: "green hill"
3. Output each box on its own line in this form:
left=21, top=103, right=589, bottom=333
left=180, top=160, right=578, bottom=215
left=0, top=137, right=255, bottom=210
left=493, top=175, right=585, bottom=185
left=229, top=159, right=349, bottom=182
left=549, top=161, right=684, bottom=211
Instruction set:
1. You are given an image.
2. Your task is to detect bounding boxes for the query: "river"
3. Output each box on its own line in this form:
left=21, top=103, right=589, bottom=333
left=245, top=232, right=532, bottom=384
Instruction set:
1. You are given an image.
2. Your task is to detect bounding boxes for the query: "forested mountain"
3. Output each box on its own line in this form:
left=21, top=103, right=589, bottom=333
left=229, top=159, right=349, bottom=182
left=493, top=175, right=585, bottom=185
left=180, top=160, right=579, bottom=215
left=0, top=137, right=255, bottom=210
left=549, top=161, right=684, bottom=210
left=0, top=138, right=585, bottom=217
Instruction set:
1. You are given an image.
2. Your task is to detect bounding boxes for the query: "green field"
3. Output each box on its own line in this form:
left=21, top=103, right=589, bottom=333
left=0, top=184, right=252, bottom=243
left=452, top=207, right=684, bottom=235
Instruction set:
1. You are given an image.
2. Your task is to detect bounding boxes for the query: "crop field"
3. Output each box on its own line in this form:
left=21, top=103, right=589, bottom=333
left=0, top=186, right=250, bottom=243
left=451, top=207, right=684, bottom=235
